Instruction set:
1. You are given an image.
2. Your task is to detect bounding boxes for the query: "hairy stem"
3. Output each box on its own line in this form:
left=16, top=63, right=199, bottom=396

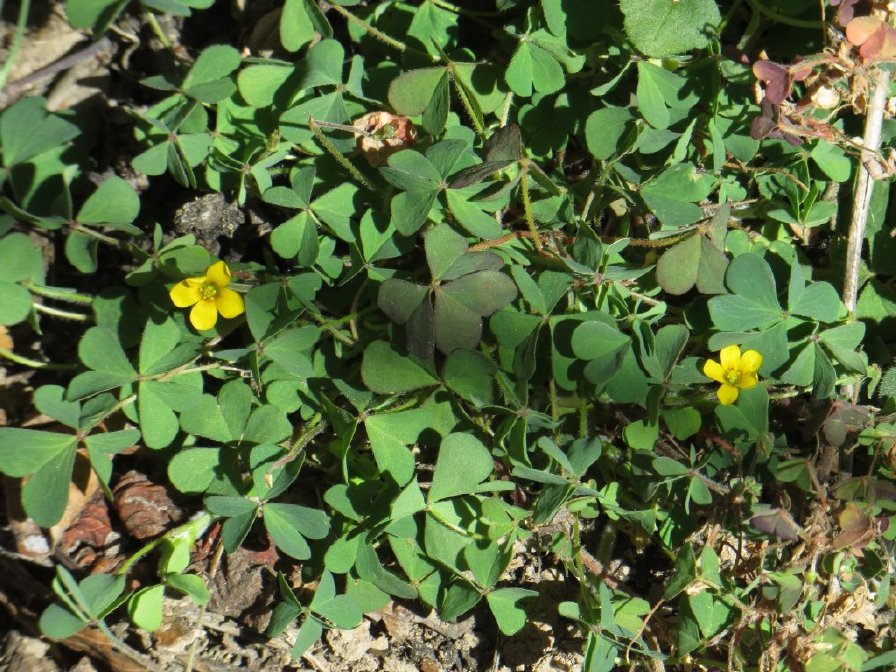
left=32, top=303, right=89, bottom=321
left=309, top=116, right=375, bottom=192
left=520, top=162, right=542, bottom=252
left=325, top=2, right=409, bottom=54
left=0, top=0, right=30, bottom=92
left=0, top=346, right=76, bottom=370
left=26, top=282, right=94, bottom=304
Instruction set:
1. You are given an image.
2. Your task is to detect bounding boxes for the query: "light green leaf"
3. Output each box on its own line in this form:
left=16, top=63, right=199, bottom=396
left=388, top=67, right=448, bottom=116
left=642, top=163, right=715, bottom=228
left=486, top=588, right=538, bottom=635
left=183, top=45, right=241, bottom=90
left=621, top=0, right=721, bottom=57
left=381, top=150, right=443, bottom=192
left=361, top=341, right=438, bottom=394
left=264, top=506, right=311, bottom=560
left=0, top=428, right=76, bottom=477
left=656, top=234, right=728, bottom=295
left=0, top=232, right=43, bottom=283
left=237, top=64, right=292, bottom=107
left=0, top=281, right=33, bottom=325
left=428, top=433, right=493, bottom=502
left=0, top=96, right=80, bottom=166
left=442, top=350, right=495, bottom=405
left=22, top=447, right=77, bottom=527
left=128, top=585, right=165, bottom=632
left=39, top=603, right=87, bottom=639
left=585, top=107, right=634, bottom=160
left=708, top=253, right=783, bottom=331
left=76, top=176, right=140, bottom=232
left=281, top=0, right=315, bottom=51
left=264, top=327, right=318, bottom=378
left=391, top=190, right=438, bottom=236
left=180, top=394, right=232, bottom=442
left=636, top=62, right=670, bottom=129
left=505, top=40, right=565, bottom=98
left=811, top=141, right=851, bottom=182
left=78, top=327, right=136, bottom=377
left=165, top=574, right=210, bottom=605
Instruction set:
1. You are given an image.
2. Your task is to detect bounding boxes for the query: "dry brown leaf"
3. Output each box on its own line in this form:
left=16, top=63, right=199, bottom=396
left=0, top=324, right=13, bottom=351
left=113, top=470, right=182, bottom=540
left=353, top=111, right=417, bottom=167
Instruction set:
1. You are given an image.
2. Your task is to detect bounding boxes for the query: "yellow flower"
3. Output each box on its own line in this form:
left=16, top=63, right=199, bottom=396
left=169, top=260, right=245, bottom=331
left=703, top=344, right=762, bottom=405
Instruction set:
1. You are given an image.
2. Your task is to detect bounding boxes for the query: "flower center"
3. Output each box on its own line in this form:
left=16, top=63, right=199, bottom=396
left=724, top=369, right=740, bottom=385
left=199, top=282, right=219, bottom=301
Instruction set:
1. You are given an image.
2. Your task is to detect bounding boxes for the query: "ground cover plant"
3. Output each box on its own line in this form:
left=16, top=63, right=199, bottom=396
left=0, top=0, right=895, bottom=670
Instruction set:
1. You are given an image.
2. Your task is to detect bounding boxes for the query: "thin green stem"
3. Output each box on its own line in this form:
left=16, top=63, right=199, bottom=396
left=621, top=286, right=665, bottom=307
left=548, top=378, right=560, bottom=430
left=579, top=396, right=588, bottom=439
left=718, top=0, right=744, bottom=33
left=289, top=413, right=325, bottom=453
left=0, top=346, right=76, bottom=370
left=166, top=363, right=247, bottom=378
left=313, top=119, right=375, bottom=139
left=594, top=523, right=617, bottom=568
left=326, top=2, right=410, bottom=55
left=33, top=303, right=89, bottom=321
left=270, top=414, right=328, bottom=474
left=71, top=224, right=119, bottom=246
left=520, top=163, right=542, bottom=252
left=431, top=0, right=503, bottom=17
left=26, top=282, right=94, bottom=304
left=426, top=503, right=486, bottom=541
left=0, top=0, right=30, bottom=91
left=116, top=538, right=164, bottom=576
left=144, top=11, right=176, bottom=54
left=745, top=0, right=822, bottom=29
left=100, top=394, right=137, bottom=424
left=309, top=116, right=376, bottom=192
left=308, top=308, right=357, bottom=346
left=691, top=470, right=731, bottom=495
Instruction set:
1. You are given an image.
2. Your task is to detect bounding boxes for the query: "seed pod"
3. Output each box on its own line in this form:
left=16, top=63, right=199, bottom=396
left=353, top=111, right=417, bottom=167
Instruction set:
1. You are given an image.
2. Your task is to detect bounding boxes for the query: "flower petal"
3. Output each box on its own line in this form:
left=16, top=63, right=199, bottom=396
left=717, top=383, right=739, bottom=405
left=206, top=260, right=232, bottom=287
left=720, top=344, right=741, bottom=371
left=737, top=372, right=758, bottom=389
left=740, top=349, right=763, bottom=373
left=170, top=279, right=202, bottom=307
left=215, top=287, right=245, bottom=319
left=190, top=300, right=218, bottom=331
left=703, top=359, right=727, bottom=383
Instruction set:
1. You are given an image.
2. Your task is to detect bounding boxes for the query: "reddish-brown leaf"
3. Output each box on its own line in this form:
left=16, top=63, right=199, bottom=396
left=846, top=16, right=882, bottom=45
left=753, top=59, right=791, bottom=104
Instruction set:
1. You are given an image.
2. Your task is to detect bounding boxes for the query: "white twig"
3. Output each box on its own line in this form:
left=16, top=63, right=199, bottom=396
left=842, top=67, right=891, bottom=314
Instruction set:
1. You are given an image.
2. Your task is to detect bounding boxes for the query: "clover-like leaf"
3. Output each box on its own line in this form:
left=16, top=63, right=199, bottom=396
left=620, top=0, right=721, bottom=57
left=428, top=433, right=494, bottom=502
left=656, top=233, right=728, bottom=296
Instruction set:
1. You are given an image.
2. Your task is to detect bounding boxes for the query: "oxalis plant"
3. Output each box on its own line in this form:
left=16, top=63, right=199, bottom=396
left=0, top=0, right=895, bottom=670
